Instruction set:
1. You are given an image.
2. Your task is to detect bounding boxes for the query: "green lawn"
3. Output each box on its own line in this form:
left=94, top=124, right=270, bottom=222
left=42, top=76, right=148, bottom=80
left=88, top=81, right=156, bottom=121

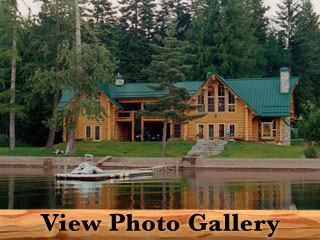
left=212, top=140, right=316, bottom=158
left=0, top=141, right=195, bottom=158
left=0, top=140, right=318, bottom=158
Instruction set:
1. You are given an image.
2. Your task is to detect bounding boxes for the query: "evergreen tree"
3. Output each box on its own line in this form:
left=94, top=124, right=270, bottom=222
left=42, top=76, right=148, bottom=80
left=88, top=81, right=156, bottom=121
left=0, top=0, right=25, bottom=149
left=275, top=0, right=300, bottom=69
left=25, top=0, right=73, bottom=149
left=117, top=0, right=156, bottom=82
left=186, top=0, right=222, bottom=79
left=248, top=0, right=269, bottom=44
left=264, top=30, right=288, bottom=77
left=188, top=0, right=263, bottom=79
left=291, top=0, right=320, bottom=112
left=61, top=0, right=117, bottom=155
left=137, top=19, right=205, bottom=156
left=87, top=0, right=118, bottom=52
left=156, top=0, right=192, bottom=40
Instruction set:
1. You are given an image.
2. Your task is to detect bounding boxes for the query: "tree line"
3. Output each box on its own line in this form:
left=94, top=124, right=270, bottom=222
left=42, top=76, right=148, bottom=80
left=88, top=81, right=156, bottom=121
left=0, top=0, right=319, bottom=153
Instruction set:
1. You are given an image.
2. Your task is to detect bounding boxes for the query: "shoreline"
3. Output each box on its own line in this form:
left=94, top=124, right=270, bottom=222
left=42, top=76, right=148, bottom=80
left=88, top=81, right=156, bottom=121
left=1, top=156, right=320, bottom=171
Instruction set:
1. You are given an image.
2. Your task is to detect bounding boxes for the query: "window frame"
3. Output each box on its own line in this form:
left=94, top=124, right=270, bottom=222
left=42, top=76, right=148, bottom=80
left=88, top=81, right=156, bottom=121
left=218, top=83, right=225, bottom=112
left=208, top=86, right=215, bottom=112
left=197, top=124, right=205, bottom=140
left=208, top=123, right=215, bottom=140
left=258, top=118, right=277, bottom=139
left=228, top=91, right=236, bottom=112
left=173, top=124, right=181, bottom=139
left=218, top=123, right=225, bottom=138
left=96, top=92, right=101, bottom=107
left=85, top=125, right=92, bottom=140
left=94, top=125, right=101, bottom=141
left=228, top=124, right=236, bottom=138
left=197, top=91, right=205, bottom=113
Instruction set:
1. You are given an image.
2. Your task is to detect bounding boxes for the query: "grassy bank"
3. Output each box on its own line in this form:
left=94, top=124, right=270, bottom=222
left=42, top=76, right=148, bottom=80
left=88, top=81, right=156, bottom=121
left=0, top=140, right=318, bottom=158
left=0, top=141, right=195, bottom=158
left=212, top=140, right=317, bottom=158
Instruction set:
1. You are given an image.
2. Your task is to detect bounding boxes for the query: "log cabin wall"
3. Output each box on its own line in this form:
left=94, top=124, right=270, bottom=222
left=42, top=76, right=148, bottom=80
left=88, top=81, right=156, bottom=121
left=73, top=93, right=117, bottom=141
left=63, top=75, right=287, bottom=144
left=185, top=76, right=254, bottom=141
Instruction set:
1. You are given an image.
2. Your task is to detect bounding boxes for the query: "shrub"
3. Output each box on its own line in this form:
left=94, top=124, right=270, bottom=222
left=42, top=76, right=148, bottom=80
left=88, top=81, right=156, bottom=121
left=304, top=144, right=319, bottom=159
left=0, top=134, right=8, bottom=147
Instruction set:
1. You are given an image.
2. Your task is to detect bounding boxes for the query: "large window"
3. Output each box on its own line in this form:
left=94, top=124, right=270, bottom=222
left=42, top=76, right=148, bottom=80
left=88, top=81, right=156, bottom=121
left=228, top=124, right=236, bottom=137
left=174, top=124, right=181, bottom=138
left=219, top=124, right=225, bottom=138
left=85, top=126, right=91, bottom=139
left=94, top=125, right=100, bottom=141
left=258, top=118, right=276, bottom=138
left=198, top=124, right=204, bottom=139
left=96, top=92, right=101, bottom=107
left=208, top=86, right=215, bottom=112
left=228, top=91, right=236, bottom=112
left=218, top=84, right=225, bottom=112
left=208, top=124, right=215, bottom=140
left=197, top=92, right=205, bottom=112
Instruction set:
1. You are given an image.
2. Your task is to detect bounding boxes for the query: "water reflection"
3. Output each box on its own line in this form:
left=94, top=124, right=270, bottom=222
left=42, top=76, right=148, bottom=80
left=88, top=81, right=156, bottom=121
left=1, top=168, right=320, bottom=209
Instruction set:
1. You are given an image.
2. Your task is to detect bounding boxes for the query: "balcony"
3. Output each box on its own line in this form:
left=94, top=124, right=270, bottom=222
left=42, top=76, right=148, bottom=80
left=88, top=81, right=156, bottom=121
left=116, top=111, right=134, bottom=121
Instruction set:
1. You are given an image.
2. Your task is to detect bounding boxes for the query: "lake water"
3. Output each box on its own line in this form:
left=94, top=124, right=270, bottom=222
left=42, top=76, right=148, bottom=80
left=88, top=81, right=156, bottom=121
left=1, top=167, right=320, bottom=209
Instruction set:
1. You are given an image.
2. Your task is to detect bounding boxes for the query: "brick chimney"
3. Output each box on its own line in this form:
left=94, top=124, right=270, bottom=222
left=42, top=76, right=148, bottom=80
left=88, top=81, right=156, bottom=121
left=280, top=67, right=289, bottom=93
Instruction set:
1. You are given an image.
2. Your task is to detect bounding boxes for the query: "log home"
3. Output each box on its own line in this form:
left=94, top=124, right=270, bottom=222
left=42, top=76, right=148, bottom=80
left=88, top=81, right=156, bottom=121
left=58, top=67, right=299, bottom=145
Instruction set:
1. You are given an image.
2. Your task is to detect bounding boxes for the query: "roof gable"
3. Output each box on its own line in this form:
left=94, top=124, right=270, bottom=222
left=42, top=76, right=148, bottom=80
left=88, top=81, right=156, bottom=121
left=210, top=72, right=300, bottom=117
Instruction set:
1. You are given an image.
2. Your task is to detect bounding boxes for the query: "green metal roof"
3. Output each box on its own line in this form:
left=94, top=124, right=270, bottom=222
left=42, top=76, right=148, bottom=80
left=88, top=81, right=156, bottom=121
left=213, top=73, right=300, bottom=117
left=58, top=74, right=299, bottom=117
left=106, top=81, right=204, bottom=99
left=58, top=81, right=204, bottom=110
left=58, top=86, right=75, bottom=109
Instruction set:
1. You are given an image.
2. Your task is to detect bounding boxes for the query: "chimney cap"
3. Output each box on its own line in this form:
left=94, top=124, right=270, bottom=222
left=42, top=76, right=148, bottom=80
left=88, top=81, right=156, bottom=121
left=280, top=67, right=289, bottom=72
left=116, top=73, right=124, bottom=80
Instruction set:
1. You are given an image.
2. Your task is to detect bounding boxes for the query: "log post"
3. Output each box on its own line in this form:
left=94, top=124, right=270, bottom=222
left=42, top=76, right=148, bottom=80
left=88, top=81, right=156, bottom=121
left=245, top=106, right=249, bottom=141
left=131, top=120, right=135, bottom=142
left=108, top=100, right=111, bottom=141
left=141, top=102, right=144, bottom=142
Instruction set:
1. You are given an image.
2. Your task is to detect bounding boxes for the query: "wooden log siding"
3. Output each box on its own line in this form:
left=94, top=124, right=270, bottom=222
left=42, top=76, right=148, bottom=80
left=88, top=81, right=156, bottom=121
left=63, top=75, right=286, bottom=143
left=1, top=210, right=320, bottom=239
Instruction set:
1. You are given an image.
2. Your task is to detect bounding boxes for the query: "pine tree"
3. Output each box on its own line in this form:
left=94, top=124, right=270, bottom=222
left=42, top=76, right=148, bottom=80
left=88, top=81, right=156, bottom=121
left=188, top=0, right=263, bottom=79
left=117, top=0, right=156, bottom=82
left=247, top=0, right=270, bottom=44
left=156, top=0, right=192, bottom=40
left=291, top=0, right=320, bottom=112
left=0, top=0, right=23, bottom=150
left=275, top=0, right=300, bottom=70
left=137, top=19, right=205, bottom=156
left=264, top=30, right=288, bottom=77
left=186, top=0, right=222, bottom=79
left=26, top=0, right=73, bottom=149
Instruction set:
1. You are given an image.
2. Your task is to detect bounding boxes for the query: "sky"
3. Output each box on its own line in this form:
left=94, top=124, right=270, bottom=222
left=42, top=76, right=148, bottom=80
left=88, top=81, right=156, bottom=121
left=18, top=0, right=320, bottom=19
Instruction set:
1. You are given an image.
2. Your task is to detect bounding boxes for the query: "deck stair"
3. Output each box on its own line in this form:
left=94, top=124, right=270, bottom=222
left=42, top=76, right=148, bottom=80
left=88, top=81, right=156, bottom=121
left=186, top=140, right=228, bottom=158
